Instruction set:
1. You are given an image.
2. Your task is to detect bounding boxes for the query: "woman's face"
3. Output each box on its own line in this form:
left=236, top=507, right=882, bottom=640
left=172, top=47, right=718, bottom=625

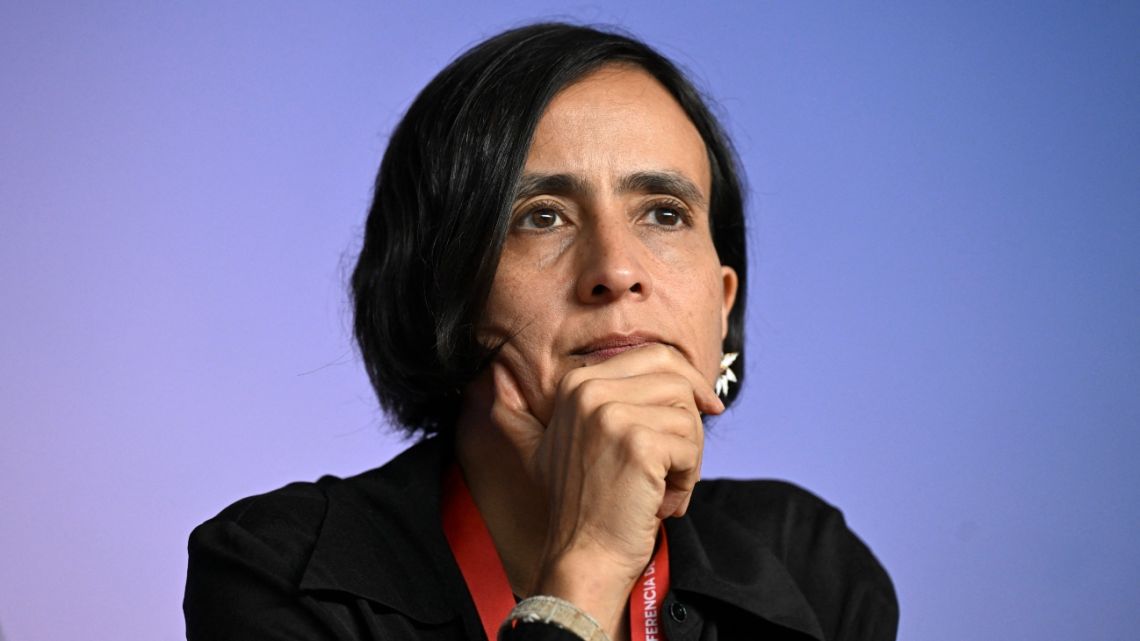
left=480, top=64, right=738, bottom=423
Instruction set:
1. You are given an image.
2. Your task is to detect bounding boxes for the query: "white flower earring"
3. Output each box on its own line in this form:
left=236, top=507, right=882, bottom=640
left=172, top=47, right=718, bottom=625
left=715, top=351, right=739, bottom=398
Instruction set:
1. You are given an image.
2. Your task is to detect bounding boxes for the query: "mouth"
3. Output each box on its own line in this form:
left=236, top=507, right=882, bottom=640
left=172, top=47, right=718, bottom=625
left=570, top=332, right=671, bottom=363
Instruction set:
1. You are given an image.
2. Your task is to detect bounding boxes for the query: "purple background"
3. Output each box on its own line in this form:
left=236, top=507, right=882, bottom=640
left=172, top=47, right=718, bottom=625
left=2, top=3, right=1137, bottom=640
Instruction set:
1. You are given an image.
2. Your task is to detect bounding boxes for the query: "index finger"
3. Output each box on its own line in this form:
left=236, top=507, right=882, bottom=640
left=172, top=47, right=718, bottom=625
left=567, top=342, right=724, bottom=415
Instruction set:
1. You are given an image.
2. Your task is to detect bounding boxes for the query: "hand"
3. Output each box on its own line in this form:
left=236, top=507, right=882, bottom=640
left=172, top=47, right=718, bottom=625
left=489, top=343, right=724, bottom=635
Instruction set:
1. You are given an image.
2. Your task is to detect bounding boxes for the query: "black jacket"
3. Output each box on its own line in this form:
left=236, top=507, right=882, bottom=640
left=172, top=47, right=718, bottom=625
left=184, top=437, right=897, bottom=640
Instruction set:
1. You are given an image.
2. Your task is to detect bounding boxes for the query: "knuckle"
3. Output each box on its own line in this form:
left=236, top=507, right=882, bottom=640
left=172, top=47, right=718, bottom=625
left=574, top=378, right=605, bottom=410
left=593, top=400, right=624, bottom=426
left=558, top=369, right=584, bottom=398
left=597, top=419, right=623, bottom=442
left=684, top=439, right=701, bottom=462
left=664, top=374, right=695, bottom=402
left=667, top=405, right=699, bottom=434
left=686, top=406, right=705, bottom=431
left=622, top=425, right=654, bottom=456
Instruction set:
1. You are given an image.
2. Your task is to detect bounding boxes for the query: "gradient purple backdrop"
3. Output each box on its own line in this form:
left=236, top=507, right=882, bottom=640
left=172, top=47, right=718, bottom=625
left=2, top=2, right=1137, bottom=640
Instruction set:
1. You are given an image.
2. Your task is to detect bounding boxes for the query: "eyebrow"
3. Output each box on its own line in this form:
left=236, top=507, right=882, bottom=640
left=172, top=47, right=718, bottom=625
left=513, top=170, right=708, bottom=209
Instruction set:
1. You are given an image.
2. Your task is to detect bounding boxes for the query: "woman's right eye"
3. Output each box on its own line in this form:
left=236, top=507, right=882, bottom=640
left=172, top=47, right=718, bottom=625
left=516, top=206, right=564, bottom=230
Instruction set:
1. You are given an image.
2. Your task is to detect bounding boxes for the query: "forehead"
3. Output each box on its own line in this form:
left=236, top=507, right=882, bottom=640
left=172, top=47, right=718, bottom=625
left=524, top=65, right=711, bottom=196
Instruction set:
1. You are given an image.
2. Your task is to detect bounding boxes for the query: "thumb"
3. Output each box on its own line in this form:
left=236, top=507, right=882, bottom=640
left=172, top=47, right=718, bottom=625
left=489, top=360, right=544, bottom=441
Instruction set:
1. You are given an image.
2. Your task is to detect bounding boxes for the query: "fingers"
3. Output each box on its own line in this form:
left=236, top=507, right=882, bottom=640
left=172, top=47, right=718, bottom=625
left=591, top=402, right=703, bottom=445
left=638, top=429, right=702, bottom=519
left=562, top=343, right=724, bottom=415
left=555, top=345, right=710, bottom=518
left=601, top=417, right=702, bottom=520
left=577, top=372, right=708, bottom=413
left=493, top=339, right=712, bottom=563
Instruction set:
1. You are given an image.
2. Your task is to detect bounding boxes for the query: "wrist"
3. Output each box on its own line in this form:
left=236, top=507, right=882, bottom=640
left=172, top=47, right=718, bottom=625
left=533, top=546, right=638, bottom=636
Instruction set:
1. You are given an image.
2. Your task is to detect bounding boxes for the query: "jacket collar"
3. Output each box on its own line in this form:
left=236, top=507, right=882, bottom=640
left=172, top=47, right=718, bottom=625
left=297, top=436, right=823, bottom=637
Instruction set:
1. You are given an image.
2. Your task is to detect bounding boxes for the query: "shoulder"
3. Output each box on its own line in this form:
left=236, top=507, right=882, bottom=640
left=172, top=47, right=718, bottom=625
left=183, top=476, right=347, bottom=639
left=188, top=438, right=442, bottom=565
left=693, top=477, right=834, bottom=524
left=186, top=476, right=341, bottom=584
left=692, top=478, right=856, bottom=551
left=183, top=439, right=452, bottom=638
left=691, top=478, right=899, bottom=640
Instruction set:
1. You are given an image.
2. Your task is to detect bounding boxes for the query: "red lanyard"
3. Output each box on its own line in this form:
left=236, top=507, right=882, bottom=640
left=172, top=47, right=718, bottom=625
left=441, top=463, right=515, bottom=640
left=441, top=463, right=670, bottom=641
left=630, top=528, right=669, bottom=641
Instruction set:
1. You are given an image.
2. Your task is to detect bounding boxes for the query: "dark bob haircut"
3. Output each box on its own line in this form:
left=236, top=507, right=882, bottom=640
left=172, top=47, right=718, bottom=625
left=352, top=23, right=748, bottom=438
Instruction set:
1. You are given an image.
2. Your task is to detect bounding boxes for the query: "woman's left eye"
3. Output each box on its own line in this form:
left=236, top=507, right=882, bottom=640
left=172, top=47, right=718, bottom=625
left=645, top=204, right=688, bottom=227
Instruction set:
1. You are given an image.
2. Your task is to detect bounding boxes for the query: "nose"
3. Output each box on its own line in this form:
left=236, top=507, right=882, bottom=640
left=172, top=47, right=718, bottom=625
left=574, top=219, right=653, bottom=304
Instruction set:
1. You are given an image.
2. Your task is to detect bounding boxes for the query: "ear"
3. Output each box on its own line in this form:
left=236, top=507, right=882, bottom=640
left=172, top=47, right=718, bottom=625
left=719, top=265, right=739, bottom=340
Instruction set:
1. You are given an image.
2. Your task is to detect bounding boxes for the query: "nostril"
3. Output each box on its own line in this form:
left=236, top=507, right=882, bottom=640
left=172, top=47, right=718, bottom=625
left=591, top=284, right=608, bottom=297
left=629, top=283, right=642, bottom=294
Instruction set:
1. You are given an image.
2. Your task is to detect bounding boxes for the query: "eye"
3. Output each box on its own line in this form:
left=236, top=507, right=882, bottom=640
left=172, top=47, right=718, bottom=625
left=515, top=202, right=565, bottom=230
left=644, top=200, right=690, bottom=228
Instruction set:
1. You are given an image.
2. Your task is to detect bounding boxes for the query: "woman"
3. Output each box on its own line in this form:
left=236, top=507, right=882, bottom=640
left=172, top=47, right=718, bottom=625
left=185, top=23, right=897, bottom=641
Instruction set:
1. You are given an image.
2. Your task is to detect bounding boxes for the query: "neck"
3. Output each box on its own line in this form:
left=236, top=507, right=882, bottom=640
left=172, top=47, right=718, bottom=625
left=454, top=398, right=548, bottom=597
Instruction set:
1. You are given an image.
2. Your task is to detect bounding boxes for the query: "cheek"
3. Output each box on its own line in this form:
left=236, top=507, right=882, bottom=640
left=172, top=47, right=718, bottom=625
left=693, top=291, right=728, bottom=380
left=481, top=255, right=538, bottom=339
left=480, top=267, right=565, bottom=422
left=658, top=251, right=729, bottom=380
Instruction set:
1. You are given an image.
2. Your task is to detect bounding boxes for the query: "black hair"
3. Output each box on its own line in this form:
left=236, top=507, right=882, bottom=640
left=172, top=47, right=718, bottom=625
left=352, top=22, right=747, bottom=438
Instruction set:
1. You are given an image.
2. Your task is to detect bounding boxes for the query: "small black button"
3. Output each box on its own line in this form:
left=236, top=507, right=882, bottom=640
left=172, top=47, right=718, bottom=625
left=669, top=601, right=688, bottom=623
